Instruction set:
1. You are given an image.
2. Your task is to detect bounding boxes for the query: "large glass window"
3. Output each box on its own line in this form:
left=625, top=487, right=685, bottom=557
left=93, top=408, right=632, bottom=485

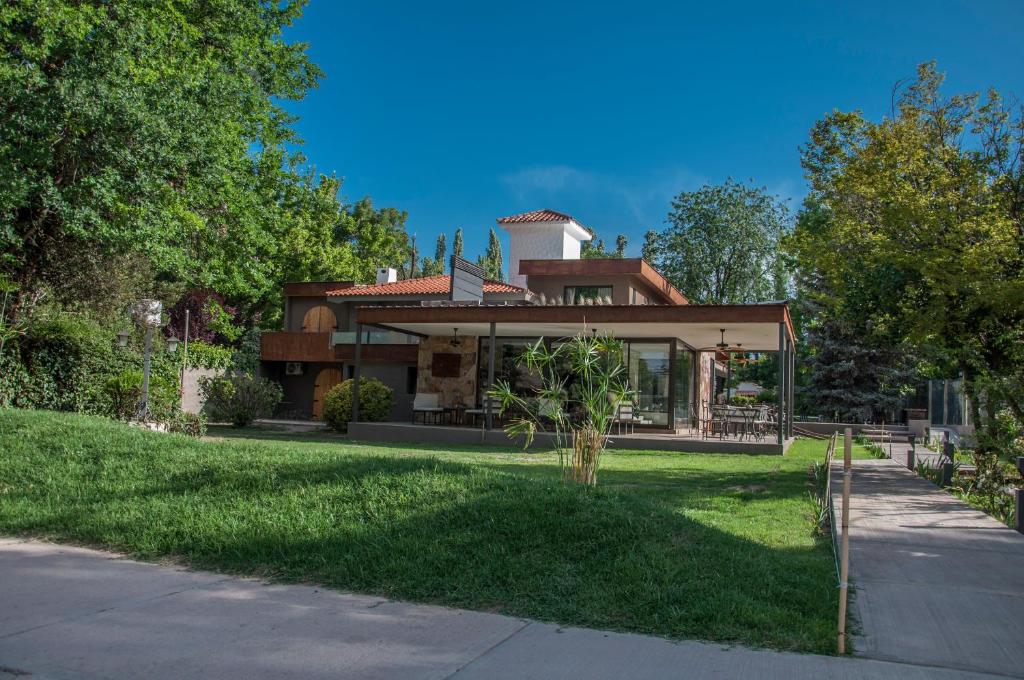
left=628, top=343, right=670, bottom=427
left=477, top=338, right=542, bottom=405
left=564, top=286, right=613, bottom=304
left=673, top=346, right=693, bottom=426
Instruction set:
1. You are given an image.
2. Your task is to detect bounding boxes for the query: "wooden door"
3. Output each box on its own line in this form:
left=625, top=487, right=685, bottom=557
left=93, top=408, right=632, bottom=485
left=302, top=305, right=337, bottom=333
left=312, top=368, right=342, bottom=420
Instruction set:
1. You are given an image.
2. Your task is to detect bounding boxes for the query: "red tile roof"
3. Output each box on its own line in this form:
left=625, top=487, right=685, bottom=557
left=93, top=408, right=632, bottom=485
left=496, top=209, right=579, bottom=224
left=326, top=275, right=524, bottom=297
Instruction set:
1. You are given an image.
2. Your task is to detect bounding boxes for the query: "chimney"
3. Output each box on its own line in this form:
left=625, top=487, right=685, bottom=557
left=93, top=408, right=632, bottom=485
left=376, top=267, right=397, bottom=285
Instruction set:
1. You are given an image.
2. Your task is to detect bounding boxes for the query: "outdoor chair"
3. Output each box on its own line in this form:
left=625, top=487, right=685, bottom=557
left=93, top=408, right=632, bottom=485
left=613, top=402, right=635, bottom=435
left=412, top=393, right=443, bottom=424
left=465, top=396, right=500, bottom=427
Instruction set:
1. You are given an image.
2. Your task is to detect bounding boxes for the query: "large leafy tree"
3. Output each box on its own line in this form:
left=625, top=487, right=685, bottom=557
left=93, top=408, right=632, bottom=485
left=339, top=197, right=410, bottom=283
left=645, top=180, right=789, bottom=303
left=0, top=1, right=323, bottom=318
left=792, top=62, right=1024, bottom=452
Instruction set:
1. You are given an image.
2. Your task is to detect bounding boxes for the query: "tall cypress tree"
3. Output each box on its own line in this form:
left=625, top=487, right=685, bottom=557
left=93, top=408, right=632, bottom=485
left=453, top=228, right=464, bottom=259
left=477, top=228, right=504, bottom=281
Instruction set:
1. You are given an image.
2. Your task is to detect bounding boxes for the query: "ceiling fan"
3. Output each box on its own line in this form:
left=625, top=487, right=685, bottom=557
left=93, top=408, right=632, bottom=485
left=699, top=329, right=742, bottom=352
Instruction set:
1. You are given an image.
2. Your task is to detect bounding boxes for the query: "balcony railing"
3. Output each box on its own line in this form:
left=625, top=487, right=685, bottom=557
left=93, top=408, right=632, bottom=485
left=331, top=330, right=419, bottom=346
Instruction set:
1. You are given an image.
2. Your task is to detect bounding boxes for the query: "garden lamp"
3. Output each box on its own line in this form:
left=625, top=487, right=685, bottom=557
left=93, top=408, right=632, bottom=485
left=115, top=330, right=131, bottom=347
left=166, top=336, right=180, bottom=354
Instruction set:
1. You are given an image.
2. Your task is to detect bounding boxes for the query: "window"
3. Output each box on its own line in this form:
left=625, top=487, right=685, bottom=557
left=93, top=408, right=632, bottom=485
left=564, top=286, right=613, bottom=304
left=406, top=366, right=417, bottom=394
left=345, top=365, right=355, bottom=380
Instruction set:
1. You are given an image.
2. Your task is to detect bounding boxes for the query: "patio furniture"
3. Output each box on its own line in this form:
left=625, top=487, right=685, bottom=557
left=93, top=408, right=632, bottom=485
left=465, top=396, right=500, bottom=427
left=613, top=402, right=635, bottom=435
left=412, top=393, right=443, bottom=424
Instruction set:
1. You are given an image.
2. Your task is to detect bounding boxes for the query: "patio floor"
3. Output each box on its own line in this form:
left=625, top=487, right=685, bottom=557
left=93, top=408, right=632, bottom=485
left=347, top=421, right=791, bottom=454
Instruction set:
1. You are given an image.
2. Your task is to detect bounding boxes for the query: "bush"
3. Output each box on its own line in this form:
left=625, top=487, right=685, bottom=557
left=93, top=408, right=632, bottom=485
left=200, top=374, right=282, bottom=427
left=103, top=370, right=178, bottom=421
left=184, top=340, right=234, bottom=370
left=322, top=377, right=394, bottom=433
left=166, top=410, right=208, bottom=438
left=729, top=395, right=756, bottom=406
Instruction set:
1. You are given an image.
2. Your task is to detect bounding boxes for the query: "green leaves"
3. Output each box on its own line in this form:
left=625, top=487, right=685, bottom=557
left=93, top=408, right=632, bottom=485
left=646, top=179, right=790, bottom=304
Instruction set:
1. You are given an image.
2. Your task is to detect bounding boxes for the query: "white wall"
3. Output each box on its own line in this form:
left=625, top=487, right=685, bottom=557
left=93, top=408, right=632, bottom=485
left=503, top=221, right=589, bottom=288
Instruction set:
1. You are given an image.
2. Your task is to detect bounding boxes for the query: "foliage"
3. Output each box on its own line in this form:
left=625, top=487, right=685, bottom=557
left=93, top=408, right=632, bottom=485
left=789, top=199, right=919, bottom=422
left=184, top=340, right=234, bottom=371
left=951, top=453, right=1019, bottom=526
left=0, top=1, right=327, bottom=318
left=488, top=334, right=631, bottom=486
left=0, top=274, right=25, bottom=355
left=199, top=374, right=282, bottom=427
left=645, top=179, right=790, bottom=304
left=792, top=62, right=1024, bottom=455
left=229, top=327, right=264, bottom=375
left=453, top=228, right=464, bottom=258
left=166, top=290, right=241, bottom=345
left=419, top=233, right=447, bottom=277
left=581, top=230, right=628, bottom=259
left=321, top=377, right=394, bottom=433
left=166, top=410, right=208, bottom=438
left=729, top=395, right=757, bottom=407
left=0, top=409, right=853, bottom=655
left=102, top=370, right=178, bottom=422
left=338, top=197, right=410, bottom=283
left=0, top=313, right=179, bottom=414
left=477, top=228, right=504, bottom=282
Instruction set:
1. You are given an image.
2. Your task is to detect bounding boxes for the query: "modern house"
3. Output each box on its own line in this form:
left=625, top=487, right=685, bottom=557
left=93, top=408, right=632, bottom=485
left=260, top=209, right=797, bottom=452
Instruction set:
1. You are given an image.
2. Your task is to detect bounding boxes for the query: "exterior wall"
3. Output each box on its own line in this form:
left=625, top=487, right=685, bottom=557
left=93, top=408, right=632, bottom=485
left=181, top=367, right=221, bottom=415
left=415, top=335, right=479, bottom=407
left=361, top=362, right=417, bottom=422
left=263, top=360, right=416, bottom=421
left=505, top=223, right=583, bottom=289
left=526, top=273, right=639, bottom=305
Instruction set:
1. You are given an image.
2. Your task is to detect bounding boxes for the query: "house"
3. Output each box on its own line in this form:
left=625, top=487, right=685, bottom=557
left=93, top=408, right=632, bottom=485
left=260, top=209, right=797, bottom=451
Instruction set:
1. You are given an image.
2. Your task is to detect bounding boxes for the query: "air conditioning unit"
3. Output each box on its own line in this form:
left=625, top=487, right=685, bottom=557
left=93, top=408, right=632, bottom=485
left=285, top=362, right=304, bottom=376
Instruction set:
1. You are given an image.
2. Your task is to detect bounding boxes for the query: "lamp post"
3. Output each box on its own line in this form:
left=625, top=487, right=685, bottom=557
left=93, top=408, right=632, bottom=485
left=131, top=299, right=164, bottom=422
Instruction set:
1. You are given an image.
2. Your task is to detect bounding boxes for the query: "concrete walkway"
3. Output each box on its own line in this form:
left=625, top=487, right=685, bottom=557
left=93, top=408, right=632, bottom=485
left=0, top=539, right=1008, bottom=679
left=834, top=445, right=1024, bottom=678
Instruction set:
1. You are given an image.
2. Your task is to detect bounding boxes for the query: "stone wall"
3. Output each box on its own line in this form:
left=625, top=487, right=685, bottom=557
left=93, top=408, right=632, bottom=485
left=416, top=336, right=479, bottom=407
left=696, top=351, right=713, bottom=410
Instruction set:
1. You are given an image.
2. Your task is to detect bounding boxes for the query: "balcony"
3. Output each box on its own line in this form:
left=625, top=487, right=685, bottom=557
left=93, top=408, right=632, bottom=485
left=331, top=330, right=419, bottom=346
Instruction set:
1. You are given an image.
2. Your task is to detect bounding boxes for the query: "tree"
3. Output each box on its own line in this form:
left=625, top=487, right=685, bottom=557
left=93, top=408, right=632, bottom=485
left=477, top=228, right=504, bottom=281
left=615, top=234, right=628, bottom=257
left=419, top=233, right=446, bottom=277
left=792, top=62, right=1024, bottom=452
left=0, top=1, right=322, bottom=318
left=645, top=180, right=790, bottom=303
left=339, top=197, right=410, bottom=284
left=453, top=228, right=464, bottom=259
left=581, top=229, right=627, bottom=259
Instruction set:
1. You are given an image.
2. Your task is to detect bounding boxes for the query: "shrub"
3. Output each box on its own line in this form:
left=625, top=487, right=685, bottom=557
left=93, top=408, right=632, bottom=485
left=322, top=377, right=394, bottom=433
left=184, top=340, right=234, bottom=370
left=729, top=395, right=756, bottom=406
left=200, top=374, right=282, bottom=427
left=166, top=410, right=208, bottom=438
left=103, top=370, right=178, bottom=421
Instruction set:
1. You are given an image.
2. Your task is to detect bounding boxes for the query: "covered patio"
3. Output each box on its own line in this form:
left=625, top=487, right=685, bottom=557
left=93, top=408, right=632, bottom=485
left=348, top=303, right=797, bottom=454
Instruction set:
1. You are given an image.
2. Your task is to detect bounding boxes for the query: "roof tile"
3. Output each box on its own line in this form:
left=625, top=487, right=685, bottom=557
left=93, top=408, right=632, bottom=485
left=496, top=209, right=579, bottom=224
left=326, top=274, right=523, bottom=297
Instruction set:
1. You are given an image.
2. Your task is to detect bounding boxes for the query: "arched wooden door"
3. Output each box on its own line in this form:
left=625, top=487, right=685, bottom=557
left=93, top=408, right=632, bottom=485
left=302, top=305, right=338, bottom=333
left=312, top=368, right=342, bottom=420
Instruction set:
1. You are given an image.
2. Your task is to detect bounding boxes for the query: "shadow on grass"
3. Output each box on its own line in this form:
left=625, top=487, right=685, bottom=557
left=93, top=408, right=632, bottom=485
left=1, top=409, right=839, bottom=654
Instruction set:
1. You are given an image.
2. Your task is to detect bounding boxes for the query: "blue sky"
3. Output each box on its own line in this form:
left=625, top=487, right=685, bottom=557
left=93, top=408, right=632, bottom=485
left=283, top=0, right=1024, bottom=260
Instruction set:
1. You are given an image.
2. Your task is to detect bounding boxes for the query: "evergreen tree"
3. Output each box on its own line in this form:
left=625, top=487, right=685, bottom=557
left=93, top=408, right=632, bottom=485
left=453, top=228, right=464, bottom=259
left=477, top=228, right=504, bottom=281
left=615, top=234, right=628, bottom=257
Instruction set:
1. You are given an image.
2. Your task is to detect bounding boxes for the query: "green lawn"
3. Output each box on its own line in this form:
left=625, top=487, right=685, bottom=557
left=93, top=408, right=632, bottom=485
left=0, top=409, right=867, bottom=654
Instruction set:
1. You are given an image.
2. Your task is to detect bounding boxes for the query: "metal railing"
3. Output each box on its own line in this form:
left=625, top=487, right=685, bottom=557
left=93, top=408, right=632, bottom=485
left=331, top=330, right=419, bottom=345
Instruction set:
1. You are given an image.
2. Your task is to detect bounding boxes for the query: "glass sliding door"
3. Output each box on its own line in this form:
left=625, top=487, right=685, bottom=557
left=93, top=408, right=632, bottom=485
left=628, top=343, right=670, bottom=427
left=673, top=346, right=693, bottom=428
left=477, top=338, right=542, bottom=406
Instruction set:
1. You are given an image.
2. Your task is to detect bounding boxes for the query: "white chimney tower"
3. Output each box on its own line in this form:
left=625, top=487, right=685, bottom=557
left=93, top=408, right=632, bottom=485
left=376, top=267, right=397, bottom=285
left=496, top=209, right=592, bottom=288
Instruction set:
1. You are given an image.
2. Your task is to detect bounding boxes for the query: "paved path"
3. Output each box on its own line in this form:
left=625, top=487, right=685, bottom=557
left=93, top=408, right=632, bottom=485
left=833, top=445, right=1024, bottom=678
left=0, top=538, right=1007, bottom=680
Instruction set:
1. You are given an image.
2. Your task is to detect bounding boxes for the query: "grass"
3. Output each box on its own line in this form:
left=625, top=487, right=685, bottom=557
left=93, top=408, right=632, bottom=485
left=0, top=409, right=870, bottom=654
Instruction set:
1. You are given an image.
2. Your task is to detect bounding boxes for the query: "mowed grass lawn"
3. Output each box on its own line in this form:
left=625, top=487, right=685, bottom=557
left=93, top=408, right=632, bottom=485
left=0, top=409, right=867, bottom=654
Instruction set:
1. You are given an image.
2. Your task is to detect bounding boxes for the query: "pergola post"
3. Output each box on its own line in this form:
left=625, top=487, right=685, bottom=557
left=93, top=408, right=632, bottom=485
left=485, top=321, right=496, bottom=430
left=777, top=322, right=786, bottom=445
left=352, top=322, right=363, bottom=423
